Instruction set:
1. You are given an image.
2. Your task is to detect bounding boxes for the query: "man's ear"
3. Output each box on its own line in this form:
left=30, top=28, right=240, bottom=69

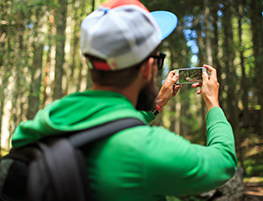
left=140, top=57, right=154, bottom=82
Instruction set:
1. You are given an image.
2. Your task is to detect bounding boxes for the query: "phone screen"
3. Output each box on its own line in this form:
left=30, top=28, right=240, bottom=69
left=176, top=68, right=204, bottom=84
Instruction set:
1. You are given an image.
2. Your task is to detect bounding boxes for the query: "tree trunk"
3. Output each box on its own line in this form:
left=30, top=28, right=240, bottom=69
left=170, top=45, right=181, bottom=135
left=204, top=0, right=212, bottom=65
left=221, top=2, right=240, bottom=156
left=222, top=2, right=239, bottom=130
left=196, top=23, right=207, bottom=144
left=211, top=5, right=224, bottom=109
left=236, top=0, right=248, bottom=170
left=27, top=11, right=46, bottom=119
left=238, top=2, right=249, bottom=128
left=250, top=0, right=263, bottom=134
left=67, top=21, right=78, bottom=94
left=43, top=10, right=55, bottom=106
left=10, top=17, right=24, bottom=134
left=0, top=22, right=11, bottom=156
left=204, top=0, right=213, bottom=144
left=53, top=0, right=68, bottom=100
left=92, top=0, right=95, bottom=12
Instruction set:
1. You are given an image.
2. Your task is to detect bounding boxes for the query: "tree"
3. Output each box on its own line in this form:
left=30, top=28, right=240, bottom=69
left=221, top=1, right=239, bottom=132
left=250, top=0, right=263, bottom=134
left=237, top=0, right=249, bottom=128
left=211, top=2, right=224, bottom=108
left=27, top=9, right=47, bottom=119
left=0, top=0, right=12, bottom=155
left=53, top=0, right=68, bottom=100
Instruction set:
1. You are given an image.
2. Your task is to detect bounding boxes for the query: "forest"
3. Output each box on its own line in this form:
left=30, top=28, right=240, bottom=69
left=0, top=0, right=263, bottom=199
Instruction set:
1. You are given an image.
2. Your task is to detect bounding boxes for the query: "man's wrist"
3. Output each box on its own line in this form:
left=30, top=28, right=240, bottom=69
left=205, top=100, right=220, bottom=112
left=155, top=104, right=163, bottom=111
left=155, top=99, right=166, bottom=108
left=152, top=104, right=163, bottom=116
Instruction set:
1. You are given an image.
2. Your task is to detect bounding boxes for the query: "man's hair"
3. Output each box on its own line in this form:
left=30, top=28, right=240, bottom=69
left=84, top=46, right=159, bottom=89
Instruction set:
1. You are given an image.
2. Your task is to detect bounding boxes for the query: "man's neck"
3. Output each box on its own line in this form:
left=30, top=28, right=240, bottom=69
left=92, top=84, right=140, bottom=108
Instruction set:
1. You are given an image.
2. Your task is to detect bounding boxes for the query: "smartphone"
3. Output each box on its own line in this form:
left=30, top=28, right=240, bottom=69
left=175, top=67, right=207, bottom=84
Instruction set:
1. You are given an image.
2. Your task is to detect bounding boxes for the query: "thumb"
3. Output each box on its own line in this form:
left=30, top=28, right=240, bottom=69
left=202, top=71, right=209, bottom=83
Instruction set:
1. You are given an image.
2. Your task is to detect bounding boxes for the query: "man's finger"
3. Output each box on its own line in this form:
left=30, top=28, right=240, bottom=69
left=203, top=64, right=217, bottom=80
left=173, top=84, right=182, bottom=90
left=192, top=83, right=202, bottom=88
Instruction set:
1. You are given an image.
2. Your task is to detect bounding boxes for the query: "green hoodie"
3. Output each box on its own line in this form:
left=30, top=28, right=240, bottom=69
left=12, top=91, right=154, bottom=147
left=12, top=90, right=237, bottom=201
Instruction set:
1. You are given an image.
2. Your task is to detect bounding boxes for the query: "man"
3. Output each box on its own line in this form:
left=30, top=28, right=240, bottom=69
left=11, top=0, right=237, bottom=200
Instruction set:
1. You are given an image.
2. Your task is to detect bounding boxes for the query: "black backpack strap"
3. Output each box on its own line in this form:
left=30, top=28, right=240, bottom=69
left=70, top=117, right=145, bottom=148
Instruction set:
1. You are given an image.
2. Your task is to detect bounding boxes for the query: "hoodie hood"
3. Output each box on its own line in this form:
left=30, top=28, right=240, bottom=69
left=12, top=90, right=148, bottom=148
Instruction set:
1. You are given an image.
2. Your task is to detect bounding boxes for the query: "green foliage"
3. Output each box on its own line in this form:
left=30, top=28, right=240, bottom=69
left=239, top=127, right=263, bottom=176
left=13, top=0, right=60, bottom=9
left=244, top=159, right=263, bottom=177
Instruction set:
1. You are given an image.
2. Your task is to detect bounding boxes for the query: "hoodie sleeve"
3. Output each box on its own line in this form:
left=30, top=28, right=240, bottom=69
left=143, top=107, right=237, bottom=196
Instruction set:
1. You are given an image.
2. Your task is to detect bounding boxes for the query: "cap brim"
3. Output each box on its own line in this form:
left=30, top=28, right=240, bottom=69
left=151, top=11, right=178, bottom=40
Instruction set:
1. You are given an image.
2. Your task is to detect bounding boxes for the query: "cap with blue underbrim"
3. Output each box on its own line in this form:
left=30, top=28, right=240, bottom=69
left=151, top=11, right=178, bottom=40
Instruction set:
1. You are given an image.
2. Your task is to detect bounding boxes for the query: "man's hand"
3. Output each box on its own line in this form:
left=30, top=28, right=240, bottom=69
left=192, top=65, right=220, bottom=111
left=155, top=70, right=182, bottom=108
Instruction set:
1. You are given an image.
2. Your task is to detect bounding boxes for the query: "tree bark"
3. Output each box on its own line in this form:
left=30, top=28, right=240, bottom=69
left=204, top=0, right=213, bottom=144
left=234, top=0, right=247, bottom=170
left=10, top=15, right=24, bottom=133
left=53, top=0, right=68, bottom=100
left=0, top=22, right=11, bottom=156
left=204, top=0, right=212, bottom=65
left=222, top=1, right=239, bottom=131
left=238, top=2, right=249, bottom=128
left=92, top=0, right=95, bottom=12
left=221, top=2, right=241, bottom=159
left=196, top=23, right=207, bottom=144
left=211, top=5, right=224, bottom=108
left=250, top=0, right=263, bottom=134
left=27, top=11, right=46, bottom=119
left=67, top=1, right=80, bottom=94
left=43, top=10, right=55, bottom=106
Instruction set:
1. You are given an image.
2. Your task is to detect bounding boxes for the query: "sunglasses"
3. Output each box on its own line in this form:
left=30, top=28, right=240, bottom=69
left=149, top=52, right=166, bottom=70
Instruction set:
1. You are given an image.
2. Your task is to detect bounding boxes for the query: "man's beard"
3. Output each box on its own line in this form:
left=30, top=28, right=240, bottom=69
left=136, top=78, right=158, bottom=111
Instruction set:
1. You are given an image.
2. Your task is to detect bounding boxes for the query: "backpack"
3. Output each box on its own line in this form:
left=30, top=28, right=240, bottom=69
left=0, top=117, right=145, bottom=201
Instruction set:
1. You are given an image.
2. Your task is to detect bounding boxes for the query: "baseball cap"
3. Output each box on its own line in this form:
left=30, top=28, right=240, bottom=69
left=80, top=0, right=178, bottom=71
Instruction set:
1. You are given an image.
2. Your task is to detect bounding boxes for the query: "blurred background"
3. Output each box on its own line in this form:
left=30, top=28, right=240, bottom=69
left=0, top=0, right=262, bottom=199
